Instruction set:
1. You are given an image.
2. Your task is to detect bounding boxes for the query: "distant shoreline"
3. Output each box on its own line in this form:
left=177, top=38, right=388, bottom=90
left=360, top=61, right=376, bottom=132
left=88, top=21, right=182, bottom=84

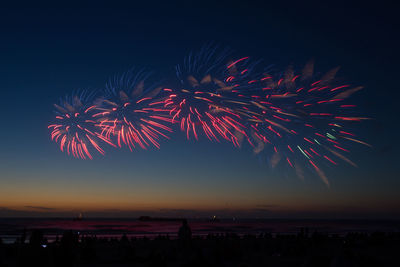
left=1, top=218, right=398, bottom=244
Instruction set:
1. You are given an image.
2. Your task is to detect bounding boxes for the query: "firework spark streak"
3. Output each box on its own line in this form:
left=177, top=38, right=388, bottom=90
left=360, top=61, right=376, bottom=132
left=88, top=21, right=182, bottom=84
left=48, top=92, right=116, bottom=159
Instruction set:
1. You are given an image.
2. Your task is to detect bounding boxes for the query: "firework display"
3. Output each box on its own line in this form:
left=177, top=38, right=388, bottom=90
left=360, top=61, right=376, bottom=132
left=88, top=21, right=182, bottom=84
left=48, top=46, right=369, bottom=185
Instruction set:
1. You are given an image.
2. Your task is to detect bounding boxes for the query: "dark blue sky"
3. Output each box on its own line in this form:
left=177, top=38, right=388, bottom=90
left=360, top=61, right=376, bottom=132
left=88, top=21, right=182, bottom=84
left=0, top=2, right=399, bottom=218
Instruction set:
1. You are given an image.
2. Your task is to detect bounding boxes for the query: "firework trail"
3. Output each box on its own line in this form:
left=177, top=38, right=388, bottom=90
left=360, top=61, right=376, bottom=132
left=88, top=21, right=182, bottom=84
left=93, top=70, right=173, bottom=150
left=228, top=60, right=370, bottom=186
left=163, top=45, right=258, bottom=145
left=48, top=91, right=116, bottom=159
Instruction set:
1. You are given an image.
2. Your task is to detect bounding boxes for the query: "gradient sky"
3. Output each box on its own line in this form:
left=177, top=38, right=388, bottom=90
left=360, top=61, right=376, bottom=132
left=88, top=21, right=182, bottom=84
left=0, top=2, right=399, bottom=219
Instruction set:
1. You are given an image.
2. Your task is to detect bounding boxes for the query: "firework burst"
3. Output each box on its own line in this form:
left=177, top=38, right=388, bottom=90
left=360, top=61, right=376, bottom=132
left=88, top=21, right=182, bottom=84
left=94, top=70, right=173, bottom=150
left=229, top=60, right=370, bottom=185
left=164, top=45, right=257, bottom=145
left=48, top=91, right=116, bottom=159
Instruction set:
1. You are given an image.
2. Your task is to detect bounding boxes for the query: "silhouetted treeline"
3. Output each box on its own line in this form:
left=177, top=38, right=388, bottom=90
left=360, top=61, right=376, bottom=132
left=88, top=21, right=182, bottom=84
left=0, top=229, right=399, bottom=266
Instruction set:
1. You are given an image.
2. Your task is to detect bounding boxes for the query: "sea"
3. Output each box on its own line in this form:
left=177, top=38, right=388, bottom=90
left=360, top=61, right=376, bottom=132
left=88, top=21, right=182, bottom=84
left=0, top=218, right=399, bottom=244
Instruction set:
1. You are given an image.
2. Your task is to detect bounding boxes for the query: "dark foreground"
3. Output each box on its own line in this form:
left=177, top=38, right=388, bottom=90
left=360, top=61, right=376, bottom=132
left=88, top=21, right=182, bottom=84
left=1, top=230, right=399, bottom=267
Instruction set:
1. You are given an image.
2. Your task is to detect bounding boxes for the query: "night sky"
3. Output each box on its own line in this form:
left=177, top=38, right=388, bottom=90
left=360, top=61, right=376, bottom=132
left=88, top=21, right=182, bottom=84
left=0, top=2, right=399, bottom=219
